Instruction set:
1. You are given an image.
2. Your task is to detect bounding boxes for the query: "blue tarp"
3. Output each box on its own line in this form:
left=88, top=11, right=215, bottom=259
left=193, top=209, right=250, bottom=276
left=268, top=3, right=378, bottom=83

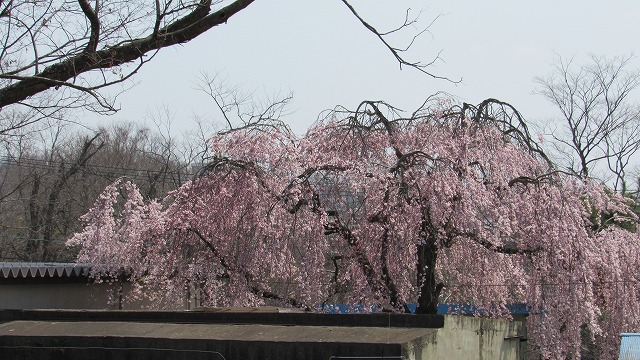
left=437, top=303, right=531, bottom=315
left=320, top=303, right=530, bottom=315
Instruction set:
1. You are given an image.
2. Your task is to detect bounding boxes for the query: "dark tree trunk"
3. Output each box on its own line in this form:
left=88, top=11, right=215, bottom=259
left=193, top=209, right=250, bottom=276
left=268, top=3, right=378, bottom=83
left=25, top=175, right=41, bottom=260
left=415, top=240, right=443, bottom=314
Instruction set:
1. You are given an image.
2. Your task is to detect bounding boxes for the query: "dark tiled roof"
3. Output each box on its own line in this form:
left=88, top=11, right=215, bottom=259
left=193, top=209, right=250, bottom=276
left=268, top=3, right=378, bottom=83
left=0, top=262, right=90, bottom=279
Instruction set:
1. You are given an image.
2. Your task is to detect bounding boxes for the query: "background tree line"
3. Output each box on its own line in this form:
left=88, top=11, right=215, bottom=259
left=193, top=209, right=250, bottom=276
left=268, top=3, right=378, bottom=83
left=0, top=119, right=208, bottom=262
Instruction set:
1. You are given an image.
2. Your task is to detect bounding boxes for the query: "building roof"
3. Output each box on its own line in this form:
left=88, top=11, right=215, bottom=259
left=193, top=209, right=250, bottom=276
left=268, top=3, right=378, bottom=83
left=0, top=320, right=438, bottom=344
left=620, top=333, right=640, bottom=360
left=0, top=309, right=445, bottom=328
left=0, top=262, right=90, bottom=279
left=0, top=310, right=444, bottom=360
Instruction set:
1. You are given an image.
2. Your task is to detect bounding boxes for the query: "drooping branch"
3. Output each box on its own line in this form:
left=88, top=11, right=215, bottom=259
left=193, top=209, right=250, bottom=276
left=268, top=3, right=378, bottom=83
left=190, top=227, right=310, bottom=310
left=465, top=98, right=553, bottom=167
left=195, top=156, right=253, bottom=177
left=324, top=216, right=393, bottom=302
left=282, top=165, right=348, bottom=214
left=189, top=227, right=232, bottom=276
left=250, top=286, right=311, bottom=311
left=380, top=226, right=409, bottom=312
left=457, top=230, right=542, bottom=255
left=335, top=100, right=404, bottom=132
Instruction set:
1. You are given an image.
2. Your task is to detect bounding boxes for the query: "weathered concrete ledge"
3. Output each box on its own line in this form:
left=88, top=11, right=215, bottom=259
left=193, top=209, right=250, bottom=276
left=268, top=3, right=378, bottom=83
left=0, top=308, right=445, bottom=328
left=0, top=311, right=526, bottom=360
left=0, top=310, right=444, bottom=360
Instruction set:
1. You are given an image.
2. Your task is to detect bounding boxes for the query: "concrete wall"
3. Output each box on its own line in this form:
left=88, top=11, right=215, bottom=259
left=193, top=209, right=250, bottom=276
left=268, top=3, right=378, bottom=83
left=0, top=282, right=171, bottom=310
left=403, top=315, right=526, bottom=360
left=0, top=283, right=115, bottom=310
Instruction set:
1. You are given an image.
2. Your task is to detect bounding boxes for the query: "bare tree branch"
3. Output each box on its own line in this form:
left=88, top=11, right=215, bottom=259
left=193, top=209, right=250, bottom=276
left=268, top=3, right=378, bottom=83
left=340, top=0, right=455, bottom=82
left=78, top=0, right=100, bottom=52
left=0, top=0, right=256, bottom=110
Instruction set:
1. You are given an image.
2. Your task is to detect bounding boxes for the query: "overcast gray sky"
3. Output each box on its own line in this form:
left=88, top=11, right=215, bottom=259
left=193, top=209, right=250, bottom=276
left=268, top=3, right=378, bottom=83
left=92, top=0, right=640, bottom=135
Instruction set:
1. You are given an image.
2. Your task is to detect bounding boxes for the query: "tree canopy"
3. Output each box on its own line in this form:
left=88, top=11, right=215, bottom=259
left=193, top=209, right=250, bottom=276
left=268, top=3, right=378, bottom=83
left=70, top=97, right=640, bottom=359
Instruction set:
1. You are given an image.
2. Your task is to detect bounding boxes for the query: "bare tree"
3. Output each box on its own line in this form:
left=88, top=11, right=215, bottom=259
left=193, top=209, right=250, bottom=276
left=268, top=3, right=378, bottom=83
left=0, top=0, right=442, bottom=136
left=29, top=132, right=103, bottom=260
left=535, top=54, right=640, bottom=193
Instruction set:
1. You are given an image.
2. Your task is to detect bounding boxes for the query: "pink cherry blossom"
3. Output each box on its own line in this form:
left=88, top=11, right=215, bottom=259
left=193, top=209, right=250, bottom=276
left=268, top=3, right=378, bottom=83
left=70, top=99, right=640, bottom=359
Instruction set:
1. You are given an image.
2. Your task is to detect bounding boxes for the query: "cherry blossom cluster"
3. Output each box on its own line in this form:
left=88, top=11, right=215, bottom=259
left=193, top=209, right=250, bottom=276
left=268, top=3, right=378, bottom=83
left=69, top=99, right=640, bottom=359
